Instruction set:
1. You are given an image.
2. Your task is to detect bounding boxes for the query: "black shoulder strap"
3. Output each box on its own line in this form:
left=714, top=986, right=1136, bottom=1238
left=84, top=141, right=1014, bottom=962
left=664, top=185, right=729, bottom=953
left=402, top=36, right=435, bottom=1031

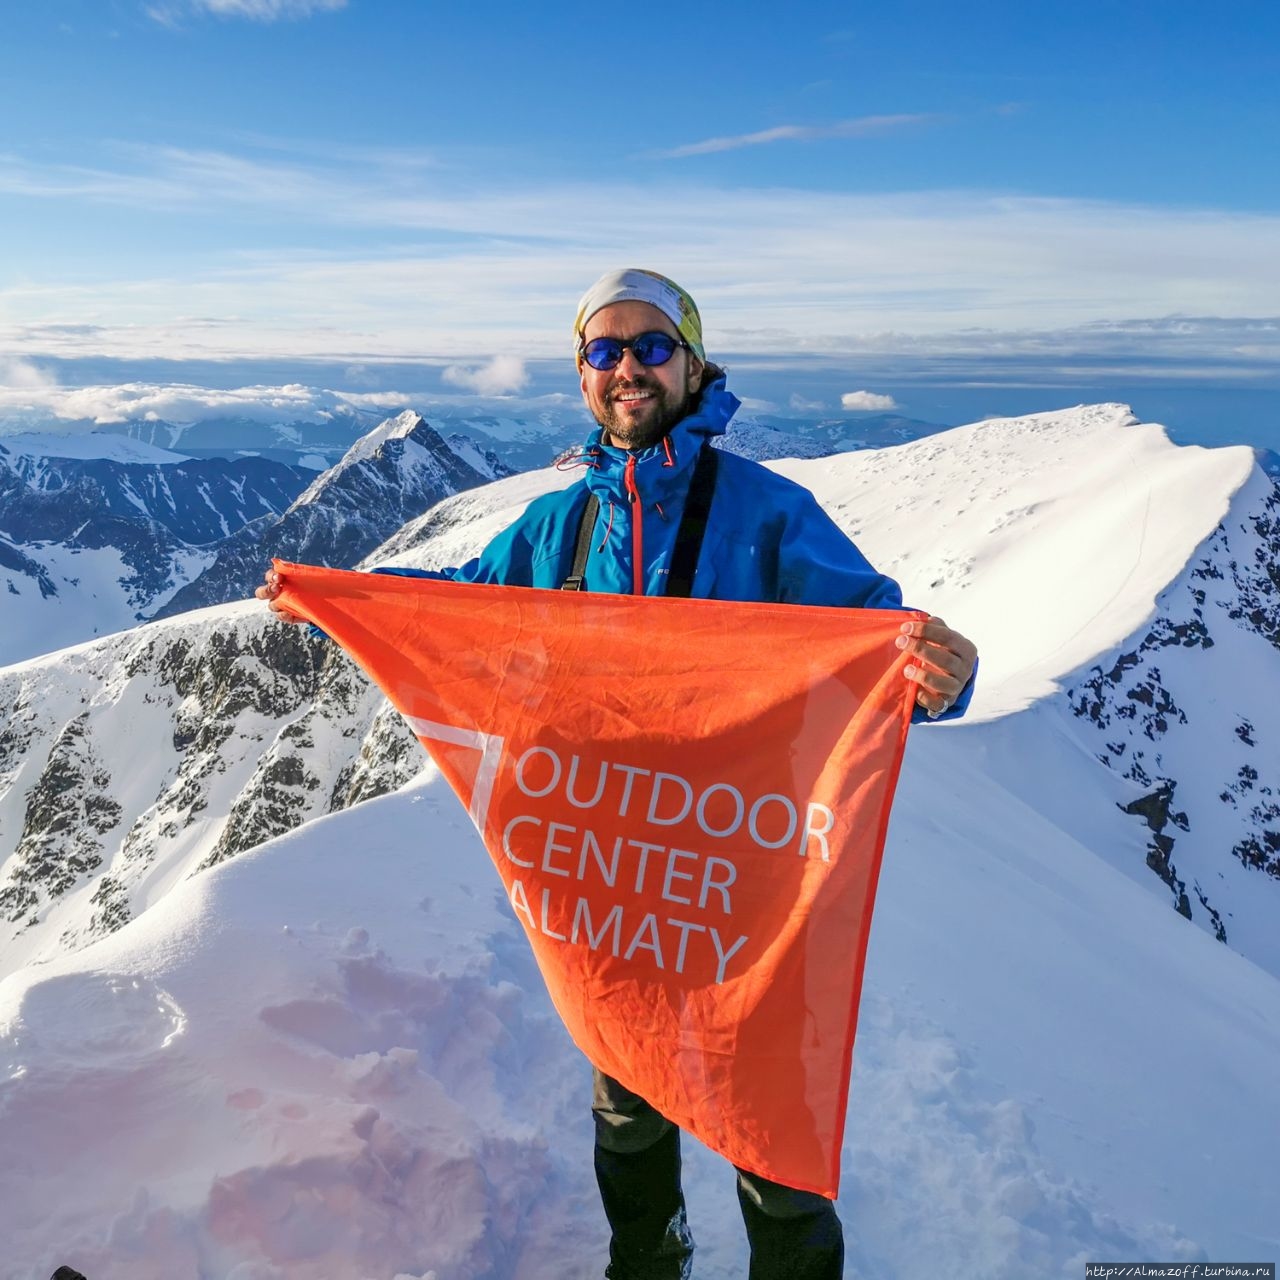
left=559, top=444, right=719, bottom=595
left=665, top=444, right=718, bottom=599
left=560, top=489, right=599, bottom=590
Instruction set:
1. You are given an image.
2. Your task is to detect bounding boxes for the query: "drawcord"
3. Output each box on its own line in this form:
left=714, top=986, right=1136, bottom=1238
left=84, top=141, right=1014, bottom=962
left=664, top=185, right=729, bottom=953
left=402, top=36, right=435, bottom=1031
left=596, top=501, right=615, bottom=552
left=661, top=436, right=675, bottom=467
left=555, top=446, right=602, bottom=472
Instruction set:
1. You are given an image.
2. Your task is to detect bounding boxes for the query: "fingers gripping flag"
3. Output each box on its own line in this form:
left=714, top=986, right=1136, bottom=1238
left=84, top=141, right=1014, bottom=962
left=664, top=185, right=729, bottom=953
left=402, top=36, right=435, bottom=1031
left=275, top=561, right=919, bottom=1197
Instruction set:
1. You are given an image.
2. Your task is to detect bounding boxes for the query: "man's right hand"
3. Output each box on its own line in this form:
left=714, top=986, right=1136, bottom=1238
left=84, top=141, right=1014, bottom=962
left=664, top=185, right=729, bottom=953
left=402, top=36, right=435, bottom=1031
left=255, top=567, right=306, bottom=625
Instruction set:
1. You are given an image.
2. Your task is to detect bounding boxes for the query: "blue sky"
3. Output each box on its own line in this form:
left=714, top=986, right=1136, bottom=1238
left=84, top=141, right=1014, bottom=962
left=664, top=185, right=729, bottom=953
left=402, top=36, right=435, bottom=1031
left=1, top=0, right=1278, bottom=444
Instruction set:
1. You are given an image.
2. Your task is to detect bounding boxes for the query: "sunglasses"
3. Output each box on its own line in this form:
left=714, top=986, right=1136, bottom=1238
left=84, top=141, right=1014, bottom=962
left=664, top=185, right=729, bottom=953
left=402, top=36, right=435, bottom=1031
left=580, top=330, right=690, bottom=371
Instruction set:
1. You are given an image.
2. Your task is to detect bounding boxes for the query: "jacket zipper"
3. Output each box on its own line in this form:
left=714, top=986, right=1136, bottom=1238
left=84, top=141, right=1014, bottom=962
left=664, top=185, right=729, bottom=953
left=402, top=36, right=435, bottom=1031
left=623, top=454, right=643, bottom=595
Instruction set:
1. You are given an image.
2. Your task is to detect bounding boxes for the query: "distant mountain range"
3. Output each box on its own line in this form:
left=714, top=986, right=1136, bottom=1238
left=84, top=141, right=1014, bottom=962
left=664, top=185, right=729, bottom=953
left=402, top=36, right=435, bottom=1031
left=0, top=413, right=508, bottom=664
left=1, top=404, right=948, bottom=473
left=0, top=435, right=311, bottom=663
left=89, top=406, right=590, bottom=473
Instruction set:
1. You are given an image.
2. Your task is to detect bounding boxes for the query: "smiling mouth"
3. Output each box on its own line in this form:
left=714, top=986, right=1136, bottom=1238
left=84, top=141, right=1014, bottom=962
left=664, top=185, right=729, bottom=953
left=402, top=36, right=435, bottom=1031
left=612, top=389, right=656, bottom=406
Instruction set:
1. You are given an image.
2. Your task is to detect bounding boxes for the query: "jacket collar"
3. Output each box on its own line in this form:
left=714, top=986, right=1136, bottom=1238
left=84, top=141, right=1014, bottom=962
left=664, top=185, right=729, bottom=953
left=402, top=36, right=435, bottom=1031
left=580, top=376, right=740, bottom=502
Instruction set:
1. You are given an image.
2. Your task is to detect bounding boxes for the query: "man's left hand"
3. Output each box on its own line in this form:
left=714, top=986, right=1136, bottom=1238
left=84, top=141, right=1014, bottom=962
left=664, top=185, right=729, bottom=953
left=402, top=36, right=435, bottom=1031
left=896, top=616, right=978, bottom=718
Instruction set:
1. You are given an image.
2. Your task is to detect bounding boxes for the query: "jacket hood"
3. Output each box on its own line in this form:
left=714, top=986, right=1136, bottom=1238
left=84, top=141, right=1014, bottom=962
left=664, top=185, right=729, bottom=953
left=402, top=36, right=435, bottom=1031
left=582, top=374, right=739, bottom=464
left=673, top=373, right=740, bottom=450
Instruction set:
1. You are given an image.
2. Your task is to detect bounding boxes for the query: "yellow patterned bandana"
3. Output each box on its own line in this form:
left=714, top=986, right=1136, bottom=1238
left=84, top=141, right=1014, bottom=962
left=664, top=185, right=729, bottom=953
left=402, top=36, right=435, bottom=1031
left=574, top=268, right=705, bottom=367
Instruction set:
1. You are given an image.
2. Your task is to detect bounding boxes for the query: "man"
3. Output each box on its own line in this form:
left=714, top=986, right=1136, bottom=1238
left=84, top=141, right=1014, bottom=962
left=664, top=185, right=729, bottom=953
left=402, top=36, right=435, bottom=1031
left=260, top=268, right=978, bottom=1278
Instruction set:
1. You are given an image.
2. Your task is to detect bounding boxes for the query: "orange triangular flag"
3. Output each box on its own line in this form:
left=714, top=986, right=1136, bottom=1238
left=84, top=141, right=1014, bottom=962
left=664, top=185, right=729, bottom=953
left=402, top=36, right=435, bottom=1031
left=275, top=561, right=918, bottom=1196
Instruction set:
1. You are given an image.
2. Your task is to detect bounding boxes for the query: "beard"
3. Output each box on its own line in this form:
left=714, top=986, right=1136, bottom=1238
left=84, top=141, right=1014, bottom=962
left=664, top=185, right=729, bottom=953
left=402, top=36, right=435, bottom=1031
left=593, top=375, right=696, bottom=450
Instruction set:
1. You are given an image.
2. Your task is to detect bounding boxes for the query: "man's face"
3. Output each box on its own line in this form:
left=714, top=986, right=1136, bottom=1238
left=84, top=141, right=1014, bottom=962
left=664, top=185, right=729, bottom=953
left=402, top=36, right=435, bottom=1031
left=579, top=300, right=703, bottom=450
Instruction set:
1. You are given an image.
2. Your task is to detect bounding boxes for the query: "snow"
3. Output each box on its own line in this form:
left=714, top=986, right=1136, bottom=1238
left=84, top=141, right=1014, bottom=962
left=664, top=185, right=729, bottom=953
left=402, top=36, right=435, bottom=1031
left=288, top=410, right=433, bottom=512
left=774, top=404, right=1256, bottom=719
left=0, top=537, right=216, bottom=668
left=3, top=753, right=1276, bottom=1276
left=1, top=404, right=1278, bottom=1278
left=340, top=409, right=428, bottom=467
left=0, top=430, right=190, bottom=465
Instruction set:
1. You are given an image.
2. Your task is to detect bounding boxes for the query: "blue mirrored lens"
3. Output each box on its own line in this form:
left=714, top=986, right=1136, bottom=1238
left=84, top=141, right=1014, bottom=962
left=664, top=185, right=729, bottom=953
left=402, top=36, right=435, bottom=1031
left=631, top=333, right=679, bottom=365
left=582, top=332, right=681, bottom=371
left=583, top=338, right=624, bottom=370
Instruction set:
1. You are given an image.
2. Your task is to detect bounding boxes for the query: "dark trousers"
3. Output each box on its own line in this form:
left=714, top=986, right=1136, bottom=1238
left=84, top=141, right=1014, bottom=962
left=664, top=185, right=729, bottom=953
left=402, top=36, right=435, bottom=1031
left=592, top=1069, right=844, bottom=1280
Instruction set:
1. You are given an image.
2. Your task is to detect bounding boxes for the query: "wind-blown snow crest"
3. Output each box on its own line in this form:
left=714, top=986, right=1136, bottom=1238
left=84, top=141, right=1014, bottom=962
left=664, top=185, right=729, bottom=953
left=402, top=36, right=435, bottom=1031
left=1, top=404, right=1277, bottom=1277
left=773, top=403, right=1258, bottom=718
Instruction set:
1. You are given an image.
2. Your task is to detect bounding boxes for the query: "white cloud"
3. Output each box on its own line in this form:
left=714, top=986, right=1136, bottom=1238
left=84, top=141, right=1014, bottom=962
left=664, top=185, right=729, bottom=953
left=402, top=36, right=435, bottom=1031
left=0, top=358, right=58, bottom=392
left=652, top=115, right=937, bottom=159
left=148, top=0, right=346, bottom=22
left=841, top=391, right=899, bottom=411
left=441, top=356, right=530, bottom=397
left=789, top=393, right=827, bottom=412
left=0, top=380, right=413, bottom=427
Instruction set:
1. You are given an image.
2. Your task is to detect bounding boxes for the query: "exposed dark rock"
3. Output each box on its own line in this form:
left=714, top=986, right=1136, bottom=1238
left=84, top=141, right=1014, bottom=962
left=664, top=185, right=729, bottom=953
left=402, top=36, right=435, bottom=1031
left=1119, top=780, right=1193, bottom=919
left=1067, top=467, right=1279, bottom=948
left=0, top=606, right=420, bottom=953
left=1, top=713, right=120, bottom=926
left=1192, top=884, right=1228, bottom=942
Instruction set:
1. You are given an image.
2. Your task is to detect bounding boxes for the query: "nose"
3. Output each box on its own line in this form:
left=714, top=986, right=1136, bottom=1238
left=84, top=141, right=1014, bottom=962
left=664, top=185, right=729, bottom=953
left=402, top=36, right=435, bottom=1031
left=614, top=345, right=646, bottom=379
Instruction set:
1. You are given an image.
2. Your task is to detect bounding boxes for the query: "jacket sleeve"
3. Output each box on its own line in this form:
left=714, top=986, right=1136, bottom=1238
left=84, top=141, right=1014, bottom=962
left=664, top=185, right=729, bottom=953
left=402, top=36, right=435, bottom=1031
left=775, top=490, right=904, bottom=611
left=370, top=502, right=550, bottom=588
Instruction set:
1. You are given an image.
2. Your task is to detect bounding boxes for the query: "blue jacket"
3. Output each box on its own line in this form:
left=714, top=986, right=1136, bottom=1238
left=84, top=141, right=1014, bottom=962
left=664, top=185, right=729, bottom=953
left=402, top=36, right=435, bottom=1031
left=384, top=375, right=973, bottom=722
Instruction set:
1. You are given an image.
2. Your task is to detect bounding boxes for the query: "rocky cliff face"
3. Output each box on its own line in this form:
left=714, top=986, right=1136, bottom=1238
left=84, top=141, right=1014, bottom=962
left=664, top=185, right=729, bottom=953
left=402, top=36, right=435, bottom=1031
left=0, top=603, right=423, bottom=976
left=1064, top=467, right=1280, bottom=965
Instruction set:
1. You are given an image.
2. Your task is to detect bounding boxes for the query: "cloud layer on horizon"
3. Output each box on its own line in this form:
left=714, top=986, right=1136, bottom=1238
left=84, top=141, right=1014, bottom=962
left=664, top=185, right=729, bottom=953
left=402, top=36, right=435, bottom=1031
left=0, top=379, right=411, bottom=427
left=2, top=141, right=1279, bottom=369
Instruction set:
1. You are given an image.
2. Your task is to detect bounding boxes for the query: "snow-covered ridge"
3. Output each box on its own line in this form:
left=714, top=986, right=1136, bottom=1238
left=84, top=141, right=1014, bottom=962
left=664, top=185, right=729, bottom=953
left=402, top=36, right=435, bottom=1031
left=774, top=403, right=1258, bottom=716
